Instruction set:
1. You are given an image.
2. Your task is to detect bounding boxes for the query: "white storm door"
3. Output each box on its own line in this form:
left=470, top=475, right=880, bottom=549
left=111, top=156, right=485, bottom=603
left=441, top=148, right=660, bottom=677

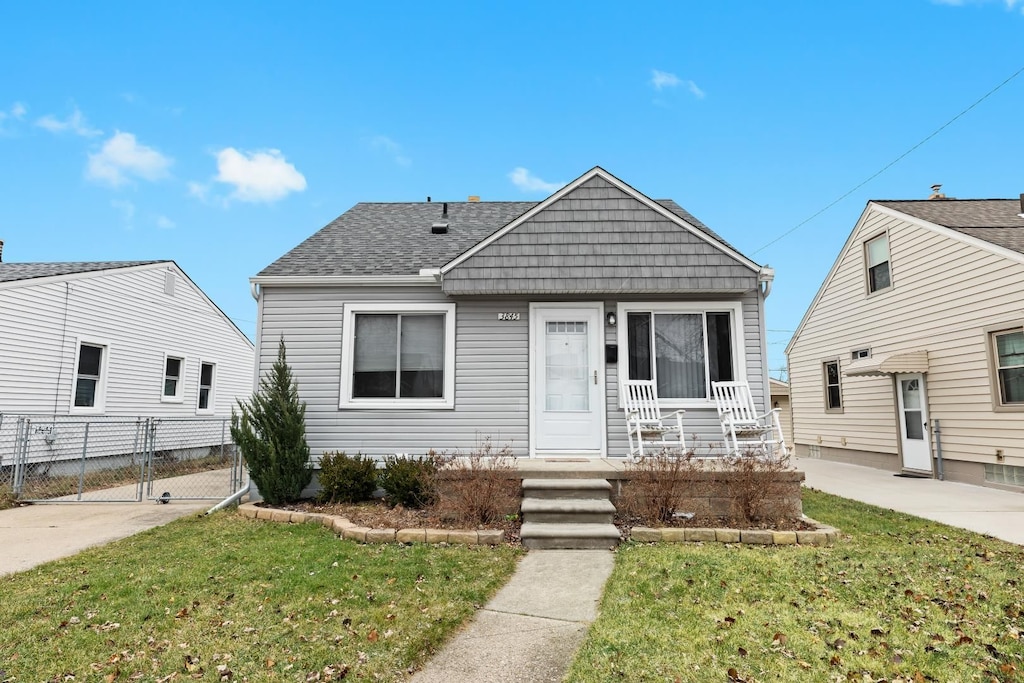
left=896, top=373, right=932, bottom=472
left=532, top=305, right=604, bottom=454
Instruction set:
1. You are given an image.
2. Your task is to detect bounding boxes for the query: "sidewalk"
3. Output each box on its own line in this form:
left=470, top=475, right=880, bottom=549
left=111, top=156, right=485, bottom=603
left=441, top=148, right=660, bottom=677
left=797, top=456, right=1024, bottom=545
left=411, top=550, right=614, bottom=683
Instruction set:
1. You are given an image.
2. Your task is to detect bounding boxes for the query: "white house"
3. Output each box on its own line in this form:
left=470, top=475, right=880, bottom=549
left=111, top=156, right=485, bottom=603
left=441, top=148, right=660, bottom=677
left=0, top=256, right=254, bottom=419
left=786, top=194, right=1024, bottom=490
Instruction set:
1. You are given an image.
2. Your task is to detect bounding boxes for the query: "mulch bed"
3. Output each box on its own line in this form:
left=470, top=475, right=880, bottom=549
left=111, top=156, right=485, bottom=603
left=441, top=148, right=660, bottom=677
left=266, top=499, right=814, bottom=547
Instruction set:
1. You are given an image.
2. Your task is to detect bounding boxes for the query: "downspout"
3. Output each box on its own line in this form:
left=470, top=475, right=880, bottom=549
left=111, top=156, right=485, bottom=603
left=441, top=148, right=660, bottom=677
left=933, top=418, right=944, bottom=481
left=757, top=267, right=775, bottom=298
left=249, top=281, right=260, bottom=300
left=206, top=481, right=250, bottom=515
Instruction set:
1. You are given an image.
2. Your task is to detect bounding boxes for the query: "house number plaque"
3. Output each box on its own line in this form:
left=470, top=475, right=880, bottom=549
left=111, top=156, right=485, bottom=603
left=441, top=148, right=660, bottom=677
left=497, top=312, right=520, bottom=321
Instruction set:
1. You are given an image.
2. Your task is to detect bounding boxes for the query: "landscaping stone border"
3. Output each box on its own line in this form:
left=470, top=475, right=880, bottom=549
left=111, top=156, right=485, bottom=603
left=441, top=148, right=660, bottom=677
left=237, top=502, right=505, bottom=546
left=627, top=516, right=839, bottom=546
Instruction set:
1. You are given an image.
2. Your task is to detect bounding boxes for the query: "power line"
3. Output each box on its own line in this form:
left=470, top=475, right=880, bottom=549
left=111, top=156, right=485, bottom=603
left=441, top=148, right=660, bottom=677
left=752, top=63, right=1024, bottom=256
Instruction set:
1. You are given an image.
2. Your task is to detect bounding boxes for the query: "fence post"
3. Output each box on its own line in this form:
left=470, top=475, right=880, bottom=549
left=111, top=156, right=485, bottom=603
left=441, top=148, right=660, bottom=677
left=145, top=418, right=155, bottom=498
left=13, top=417, right=26, bottom=497
left=76, top=422, right=91, bottom=501
left=133, top=418, right=144, bottom=502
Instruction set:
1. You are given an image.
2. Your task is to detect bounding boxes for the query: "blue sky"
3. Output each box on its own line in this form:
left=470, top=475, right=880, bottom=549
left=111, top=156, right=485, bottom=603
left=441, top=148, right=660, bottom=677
left=1, top=1, right=1022, bottom=378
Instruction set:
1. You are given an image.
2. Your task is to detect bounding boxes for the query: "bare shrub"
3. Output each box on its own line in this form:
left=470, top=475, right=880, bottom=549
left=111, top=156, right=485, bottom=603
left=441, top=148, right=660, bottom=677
left=721, top=450, right=798, bottom=524
left=619, top=449, right=708, bottom=524
left=431, top=438, right=520, bottom=527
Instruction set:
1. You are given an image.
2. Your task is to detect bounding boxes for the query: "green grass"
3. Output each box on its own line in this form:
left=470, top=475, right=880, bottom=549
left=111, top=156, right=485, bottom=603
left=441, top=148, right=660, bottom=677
left=0, top=511, right=520, bottom=682
left=566, top=489, right=1024, bottom=682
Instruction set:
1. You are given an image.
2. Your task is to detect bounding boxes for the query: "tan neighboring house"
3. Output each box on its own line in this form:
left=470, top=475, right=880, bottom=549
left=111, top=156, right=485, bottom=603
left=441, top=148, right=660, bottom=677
left=786, top=194, right=1024, bottom=490
left=769, top=378, right=793, bottom=451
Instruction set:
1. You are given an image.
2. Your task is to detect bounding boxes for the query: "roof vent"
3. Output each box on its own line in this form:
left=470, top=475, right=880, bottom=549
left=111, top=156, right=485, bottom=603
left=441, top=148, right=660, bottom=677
left=1018, top=192, right=1024, bottom=218
left=468, top=195, right=480, bottom=202
left=928, top=184, right=946, bottom=200
left=0, top=239, right=4, bottom=263
left=431, top=222, right=449, bottom=234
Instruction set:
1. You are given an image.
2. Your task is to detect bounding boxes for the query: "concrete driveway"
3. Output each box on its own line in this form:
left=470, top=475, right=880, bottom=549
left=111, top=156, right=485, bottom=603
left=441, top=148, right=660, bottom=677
left=798, top=456, right=1024, bottom=545
left=0, top=500, right=209, bottom=576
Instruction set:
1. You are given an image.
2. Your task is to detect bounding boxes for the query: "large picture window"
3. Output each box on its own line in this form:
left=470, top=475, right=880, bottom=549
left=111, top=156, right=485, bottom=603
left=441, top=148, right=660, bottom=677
left=618, top=303, right=742, bottom=404
left=992, top=329, right=1024, bottom=407
left=341, top=303, right=456, bottom=409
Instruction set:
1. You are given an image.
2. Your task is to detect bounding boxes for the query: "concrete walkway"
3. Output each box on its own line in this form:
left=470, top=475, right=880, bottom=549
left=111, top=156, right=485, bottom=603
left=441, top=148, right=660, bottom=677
left=411, top=550, right=614, bottom=683
left=798, top=456, right=1024, bottom=545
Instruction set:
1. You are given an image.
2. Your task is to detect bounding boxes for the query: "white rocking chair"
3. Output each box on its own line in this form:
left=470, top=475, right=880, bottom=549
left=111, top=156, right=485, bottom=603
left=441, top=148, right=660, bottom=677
left=711, top=380, right=787, bottom=458
left=623, top=380, right=686, bottom=461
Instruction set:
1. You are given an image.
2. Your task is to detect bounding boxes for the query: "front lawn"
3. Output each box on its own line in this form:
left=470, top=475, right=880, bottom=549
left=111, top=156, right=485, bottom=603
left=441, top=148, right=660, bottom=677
left=0, top=511, right=520, bottom=682
left=566, top=488, right=1024, bottom=682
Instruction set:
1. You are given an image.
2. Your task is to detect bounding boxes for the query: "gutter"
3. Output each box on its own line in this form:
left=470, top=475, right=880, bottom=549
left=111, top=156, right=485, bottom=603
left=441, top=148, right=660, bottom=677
left=758, top=267, right=775, bottom=298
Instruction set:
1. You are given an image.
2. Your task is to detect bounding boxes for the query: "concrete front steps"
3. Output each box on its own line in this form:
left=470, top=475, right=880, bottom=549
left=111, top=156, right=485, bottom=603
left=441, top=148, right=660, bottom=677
left=520, top=478, right=621, bottom=550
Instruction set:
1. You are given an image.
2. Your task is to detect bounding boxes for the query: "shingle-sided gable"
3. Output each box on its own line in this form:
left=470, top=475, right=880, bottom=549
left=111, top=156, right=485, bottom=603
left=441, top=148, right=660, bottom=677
left=441, top=175, right=758, bottom=295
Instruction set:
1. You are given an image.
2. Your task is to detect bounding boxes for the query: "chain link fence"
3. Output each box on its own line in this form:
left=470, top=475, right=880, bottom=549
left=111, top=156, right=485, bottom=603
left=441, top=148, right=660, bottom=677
left=0, top=413, right=246, bottom=503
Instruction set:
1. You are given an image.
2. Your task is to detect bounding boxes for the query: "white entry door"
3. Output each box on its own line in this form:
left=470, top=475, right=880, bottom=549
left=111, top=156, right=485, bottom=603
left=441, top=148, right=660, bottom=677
left=896, top=373, right=932, bottom=472
left=531, top=305, right=605, bottom=455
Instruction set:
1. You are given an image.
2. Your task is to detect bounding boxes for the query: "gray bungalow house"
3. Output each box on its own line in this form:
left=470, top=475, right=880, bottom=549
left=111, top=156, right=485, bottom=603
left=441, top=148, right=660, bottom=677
left=251, top=167, right=775, bottom=461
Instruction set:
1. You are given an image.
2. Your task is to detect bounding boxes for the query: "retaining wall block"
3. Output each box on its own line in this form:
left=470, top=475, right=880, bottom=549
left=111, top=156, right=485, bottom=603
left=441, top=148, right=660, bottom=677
left=631, top=527, right=663, bottom=542
left=740, top=530, right=774, bottom=545
left=772, top=531, right=798, bottom=545
left=365, top=528, right=397, bottom=544
left=397, top=529, right=426, bottom=543
left=424, top=529, right=450, bottom=544
left=715, top=529, right=741, bottom=543
left=447, top=530, right=479, bottom=545
left=685, top=528, right=717, bottom=542
left=343, top=526, right=369, bottom=543
left=478, top=530, right=505, bottom=546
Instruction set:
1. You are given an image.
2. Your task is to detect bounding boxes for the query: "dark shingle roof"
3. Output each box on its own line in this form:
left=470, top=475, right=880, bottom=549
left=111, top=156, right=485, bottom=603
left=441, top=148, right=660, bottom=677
left=875, top=199, right=1024, bottom=255
left=0, top=261, right=166, bottom=283
left=259, top=199, right=735, bottom=277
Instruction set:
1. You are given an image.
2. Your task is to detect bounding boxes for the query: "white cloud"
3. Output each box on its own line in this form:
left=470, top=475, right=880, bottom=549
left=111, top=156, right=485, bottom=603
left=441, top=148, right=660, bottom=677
left=187, top=181, right=210, bottom=201
left=155, top=215, right=175, bottom=229
left=214, top=147, right=307, bottom=203
left=651, top=69, right=682, bottom=90
left=87, top=131, right=173, bottom=186
left=111, top=199, right=135, bottom=227
left=933, top=0, right=1024, bottom=9
left=508, top=167, right=564, bottom=193
left=650, top=70, right=705, bottom=99
left=367, top=135, right=411, bottom=167
left=0, top=102, right=28, bottom=133
left=35, top=106, right=102, bottom=137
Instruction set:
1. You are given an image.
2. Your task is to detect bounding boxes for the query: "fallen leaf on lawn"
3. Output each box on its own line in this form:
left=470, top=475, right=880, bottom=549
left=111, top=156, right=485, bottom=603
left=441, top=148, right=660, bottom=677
left=772, top=632, right=787, bottom=645
left=737, top=647, right=747, bottom=657
left=367, top=629, right=379, bottom=642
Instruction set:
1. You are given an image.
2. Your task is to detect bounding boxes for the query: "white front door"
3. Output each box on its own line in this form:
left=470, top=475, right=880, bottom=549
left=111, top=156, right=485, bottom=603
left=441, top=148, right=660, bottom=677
left=531, top=304, right=605, bottom=455
left=896, top=373, right=932, bottom=472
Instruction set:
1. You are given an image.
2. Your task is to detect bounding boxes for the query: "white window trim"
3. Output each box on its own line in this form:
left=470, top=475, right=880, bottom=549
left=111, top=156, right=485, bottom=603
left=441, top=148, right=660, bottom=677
left=340, top=302, right=456, bottom=410
left=161, top=353, right=186, bottom=404
left=69, top=338, right=110, bottom=415
left=196, top=360, right=216, bottom=414
left=615, top=301, right=746, bottom=409
left=864, top=231, right=892, bottom=295
left=988, top=325, right=1024, bottom=412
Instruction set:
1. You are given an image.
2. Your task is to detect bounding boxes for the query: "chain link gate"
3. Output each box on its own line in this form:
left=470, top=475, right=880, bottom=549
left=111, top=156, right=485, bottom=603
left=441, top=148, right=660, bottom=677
left=0, top=414, right=247, bottom=503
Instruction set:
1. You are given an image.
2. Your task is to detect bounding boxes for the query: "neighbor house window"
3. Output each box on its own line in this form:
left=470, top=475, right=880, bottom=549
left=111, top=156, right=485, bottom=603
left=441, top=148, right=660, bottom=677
left=618, top=302, right=742, bottom=404
left=340, top=303, right=456, bottom=409
left=197, top=362, right=215, bottom=412
left=73, top=342, right=107, bottom=411
left=162, top=355, right=184, bottom=402
left=865, top=233, right=891, bottom=293
left=852, top=348, right=871, bottom=360
left=992, top=329, right=1024, bottom=407
left=823, top=359, right=843, bottom=412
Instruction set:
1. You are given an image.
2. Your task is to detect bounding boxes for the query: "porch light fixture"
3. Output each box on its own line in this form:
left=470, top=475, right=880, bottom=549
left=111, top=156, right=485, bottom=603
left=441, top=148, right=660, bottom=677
left=606, top=312, right=617, bottom=327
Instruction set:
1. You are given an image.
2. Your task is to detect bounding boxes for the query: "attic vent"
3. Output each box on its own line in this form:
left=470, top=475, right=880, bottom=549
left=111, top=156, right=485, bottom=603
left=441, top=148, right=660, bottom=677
left=431, top=222, right=449, bottom=235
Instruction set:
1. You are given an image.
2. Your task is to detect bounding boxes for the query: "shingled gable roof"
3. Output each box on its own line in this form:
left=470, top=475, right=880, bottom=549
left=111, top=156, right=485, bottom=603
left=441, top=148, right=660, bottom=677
left=0, top=260, right=167, bottom=284
left=440, top=166, right=758, bottom=275
left=874, top=199, right=1024, bottom=256
left=256, top=167, right=753, bottom=279
left=785, top=197, right=1024, bottom=356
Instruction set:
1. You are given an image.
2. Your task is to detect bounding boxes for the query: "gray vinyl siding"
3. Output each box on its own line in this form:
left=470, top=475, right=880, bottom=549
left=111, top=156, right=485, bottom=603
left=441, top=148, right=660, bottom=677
left=259, top=284, right=766, bottom=460
left=0, top=265, right=254, bottom=417
left=256, top=286, right=531, bottom=459
left=788, top=206, right=1024, bottom=468
left=443, top=176, right=757, bottom=295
